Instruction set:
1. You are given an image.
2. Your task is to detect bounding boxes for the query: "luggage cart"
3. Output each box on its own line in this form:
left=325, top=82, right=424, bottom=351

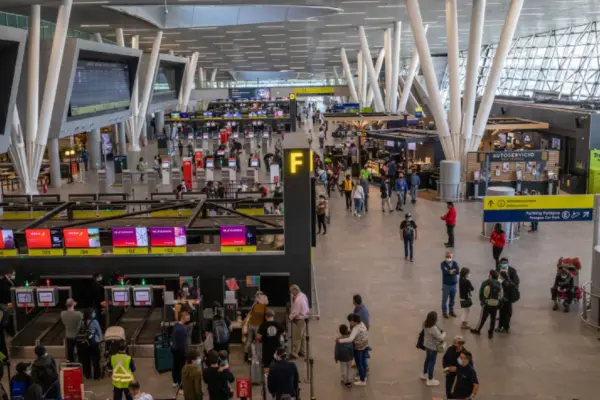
left=60, top=362, right=84, bottom=400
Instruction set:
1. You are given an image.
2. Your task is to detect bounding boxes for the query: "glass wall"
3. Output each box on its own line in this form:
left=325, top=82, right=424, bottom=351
left=440, top=20, right=600, bottom=104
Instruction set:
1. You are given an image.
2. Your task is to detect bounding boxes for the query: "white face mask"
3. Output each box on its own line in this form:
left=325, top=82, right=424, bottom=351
left=446, top=258, right=452, bottom=263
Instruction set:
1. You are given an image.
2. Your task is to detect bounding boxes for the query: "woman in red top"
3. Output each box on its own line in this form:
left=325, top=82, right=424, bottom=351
left=490, top=223, right=506, bottom=267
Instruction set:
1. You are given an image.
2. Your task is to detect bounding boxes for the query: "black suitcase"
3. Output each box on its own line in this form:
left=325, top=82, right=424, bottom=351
left=154, top=333, right=173, bottom=373
left=351, top=163, right=360, bottom=178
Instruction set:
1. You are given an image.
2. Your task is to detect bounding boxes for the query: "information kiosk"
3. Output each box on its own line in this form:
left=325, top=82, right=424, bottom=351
left=14, top=287, right=35, bottom=308
left=37, top=287, right=58, bottom=307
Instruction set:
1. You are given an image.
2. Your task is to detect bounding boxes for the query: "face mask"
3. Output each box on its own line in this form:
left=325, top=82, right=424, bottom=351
left=183, top=289, right=189, bottom=295
left=96, top=276, right=102, bottom=282
left=92, top=312, right=96, bottom=319
left=466, top=274, right=471, bottom=280
left=195, top=359, right=202, bottom=366
left=500, top=263, right=508, bottom=269
left=561, top=274, right=568, bottom=279
left=8, top=275, right=15, bottom=281
left=446, top=258, right=452, bottom=263
left=457, top=358, right=463, bottom=366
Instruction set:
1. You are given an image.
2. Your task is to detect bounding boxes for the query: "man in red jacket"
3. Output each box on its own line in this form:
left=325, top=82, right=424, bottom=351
left=441, top=201, right=457, bottom=248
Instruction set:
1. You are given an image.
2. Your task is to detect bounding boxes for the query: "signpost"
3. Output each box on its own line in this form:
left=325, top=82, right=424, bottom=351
left=483, top=194, right=594, bottom=222
left=236, top=378, right=251, bottom=399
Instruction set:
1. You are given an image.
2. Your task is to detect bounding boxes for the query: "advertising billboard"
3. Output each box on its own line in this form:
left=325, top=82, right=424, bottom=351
left=220, top=225, right=257, bottom=246
left=149, top=227, right=187, bottom=247
left=0, top=230, right=15, bottom=249
left=25, top=229, right=64, bottom=249
left=111, top=227, right=148, bottom=247
left=64, top=228, right=101, bottom=248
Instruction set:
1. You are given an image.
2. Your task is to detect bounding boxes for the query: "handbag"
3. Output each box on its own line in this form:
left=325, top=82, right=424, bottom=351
left=460, top=298, right=473, bottom=308
left=436, top=339, right=446, bottom=353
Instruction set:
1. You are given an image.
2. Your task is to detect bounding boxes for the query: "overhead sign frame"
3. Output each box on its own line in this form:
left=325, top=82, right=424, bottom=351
left=483, top=194, right=594, bottom=222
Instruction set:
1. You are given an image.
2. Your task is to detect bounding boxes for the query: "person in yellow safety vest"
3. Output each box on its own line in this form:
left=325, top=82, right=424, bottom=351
left=111, top=342, right=136, bottom=400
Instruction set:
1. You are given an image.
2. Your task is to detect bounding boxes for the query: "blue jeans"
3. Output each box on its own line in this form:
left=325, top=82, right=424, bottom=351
left=354, top=198, right=363, bottom=214
left=410, top=185, right=418, bottom=200
left=354, top=348, right=368, bottom=381
left=442, top=284, right=457, bottom=314
left=403, top=237, right=414, bottom=259
left=423, top=349, right=437, bottom=380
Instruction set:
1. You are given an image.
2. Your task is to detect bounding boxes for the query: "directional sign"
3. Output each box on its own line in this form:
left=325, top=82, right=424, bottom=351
left=483, top=195, right=594, bottom=222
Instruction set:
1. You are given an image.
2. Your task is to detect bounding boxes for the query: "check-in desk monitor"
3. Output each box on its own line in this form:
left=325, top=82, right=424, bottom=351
left=15, top=288, right=35, bottom=308
left=250, top=158, right=259, bottom=167
left=111, top=287, right=130, bottom=306
left=37, top=288, right=58, bottom=307
left=132, top=286, right=153, bottom=306
left=262, top=132, right=269, bottom=138
left=206, top=158, right=214, bottom=168
left=228, top=158, right=236, bottom=168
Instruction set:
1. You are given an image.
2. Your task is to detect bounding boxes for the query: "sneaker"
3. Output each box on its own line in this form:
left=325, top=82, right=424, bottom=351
left=172, top=383, right=179, bottom=388
left=426, top=379, right=440, bottom=387
left=449, top=312, right=457, bottom=318
left=442, top=313, right=449, bottom=319
left=322, top=232, right=328, bottom=236
left=552, top=303, right=559, bottom=311
left=420, top=373, right=428, bottom=380
left=470, top=329, right=480, bottom=335
left=344, top=382, right=353, bottom=388
left=405, top=256, right=408, bottom=260
left=494, top=327, right=505, bottom=333
left=354, top=380, right=367, bottom=386
left=410, top=258, right=414, bottom=262
left=488, top=331, right=494, bottom=339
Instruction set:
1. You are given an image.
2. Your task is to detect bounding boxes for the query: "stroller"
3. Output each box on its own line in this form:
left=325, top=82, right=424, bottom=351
left=553, top=257, right=583, bottom=307
left=102, top=326, right=127, bottom=376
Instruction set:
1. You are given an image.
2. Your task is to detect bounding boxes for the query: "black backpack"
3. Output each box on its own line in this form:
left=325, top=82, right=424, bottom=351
left=75, top=320, right=93, bottom=345
left=416, top=329, right=425, bottom=351
left=506, top=280, right=520, bottom=303
left=402, top=222, right=415, bottom=239
left=484, top=280, right=502, bottom=307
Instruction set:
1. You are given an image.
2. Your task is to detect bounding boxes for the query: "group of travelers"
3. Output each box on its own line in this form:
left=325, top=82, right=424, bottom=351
left=334, top=295, right=370, bottom=387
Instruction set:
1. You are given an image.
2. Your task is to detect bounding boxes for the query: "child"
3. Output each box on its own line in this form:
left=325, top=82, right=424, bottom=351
left=334, top=325, right=354, bottom=388
left=10, top=362, right=32, bottom=400
left=218, top=350, right=229, bottom=372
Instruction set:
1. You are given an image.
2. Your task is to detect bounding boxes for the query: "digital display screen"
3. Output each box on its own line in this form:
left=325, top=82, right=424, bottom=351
left=149, top=227, right=187, bottom=247
left=69, top=60, right=131, bottom=117
left=26, top=229, right=64, bottom=249
left=203, top=132, right=209, bottom=139
left=274, top=110, right=284, bottom=117
left=220, top=225, right=257, bottom=246
left=17, top=292, right=33, bottom=305
left=134, top=290, right=150, bottom=302
left=250, top=158, right=259, bottom=167
left=247, top=133, right=254, bottom=138
left=228, top=158, right=236, bottom=168
left=38, top=291, right=54, bottom=304
left=64, top=228, right=100, bottom=248
left=408, top=142, right=417, bottom=151
left=153, top=62, right=181, bottom=101
left=386, top=140, right=395, bottom=147
left=111, top=227, right=148, bottom=247
left=206, top=158, right=214, bottom=168
left=112, top=290, right=129, bottom=303
left=262, top=132, right=269, bottom=138
left=170, top=112, right=180, bottom=120
left=216, top=150, right=225, bottom=156
left=0, top=230, right=15, bottom=249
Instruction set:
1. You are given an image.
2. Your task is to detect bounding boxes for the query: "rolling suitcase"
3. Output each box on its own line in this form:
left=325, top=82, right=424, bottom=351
left=262, top=374, right=274, bottom=400
left=250, top=343, right=263, bottom=385
left=154, top=333, right=173, bottom=373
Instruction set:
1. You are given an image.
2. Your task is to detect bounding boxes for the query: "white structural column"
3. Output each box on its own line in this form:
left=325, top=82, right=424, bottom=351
left=178, top=58, right=188, bottom=109
left=25, top=5, right=40, bottom=179
left=460, top=0, right=486, bottom=159
left=390, top=21, right=401, bottom=113
left=446, top=0, right=461, bottom=155
left=340, top=48, right=359, bottom=103
left=358, top=26, right=385, bottom=112
left=361, top=58, right=368, bottom=108
left=117, top=122, right=126, bottom=154
left=48, top=138, right=61, bottom=188
left=399, top=76, right=422, bottom=113
left=398, top=25, right=428, bottom=113
left=155, top=112, right=164, bottom=135
left=405, top=0, right=455, bottom=159
left=182, top=52, right=199, bottom=110
left=30, top=0, right=73, bottom=187
left=9, top=109, right=31, bottom=193
left=210, top=68, right=218, bottom=83
left=115, top=28, right=124, bottom=47
left=93, top=33, right=102, bottom=43
left=333, top=66, right=340, bottom=80
left=88, top=129, right=101, bottom=170
left=470, top=0, right=524, bottom=152
left=198, top=67, right=205, bottom=88
left=357, top=51, right=363, bottom=104
left=367, top=48, right=385, bottom=107
left=384, top=28, right=392, bottom=111
left=132, top=31, right=163, bottom=151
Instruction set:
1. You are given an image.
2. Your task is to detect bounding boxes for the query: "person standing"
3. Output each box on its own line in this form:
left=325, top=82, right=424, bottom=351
left=442, top=335, right=468, bottom=399
left=496, top=270, right=518, bottom=333
left=471, top=270, right=502, bottom=339
left=343, top=175, right=353, bottom=210
left=267, top=347, right=300, bottom=398
left=242, top=291, right=268, bottom=363
left=257, top=309, right=285, bottom=371
left=289, top=285, right=309, bottom=359
left=110, top=343, right=136, bottom=400
left=420, top=311, right=445, bottom=387
left=409, top=169, right=420, bottom=202
left=77, top=308, right=102, bottom=380
left=490, top=223, right=506, bottom=268
left=395, top=173, right=408, bottom=211
left=316, top=194, right=328, bottom=235
left=337, top=314, right=369, bottom=386
left=335, top=325, right=354, bottom=387
left=441, top=202, right=457, bottom=248
left=178, top=141, right=184, bottom=158
left=61, top=298, right=83, bottom=362
left=380, top=178, right=393, bottom=213
left=450, top=351, right=479, bottom=400
left=352, top=181, right=365, bottom=217
left=441, top=252, right=460, bottom=319
left=181, top=351, right=203, bottom=400
left=359, top=176, right=370, bottom=213
left=387, top=159, right=397, bottom=181
left=128, top=381, right=153, bottom=400
left=551, top=266, right=574, bottom=312
left=459, top=268, right=474, bottom=330
left=498, top=257, right=520, bottom=286
left=31, top=345, right=59, bottom=400
left=352, top=294, right=370, bottom=330
left=203, top=350, right=234, bottom=400
left=171, top=311, right=190, bottom=388
left=400, top=213, right=418, bottom=262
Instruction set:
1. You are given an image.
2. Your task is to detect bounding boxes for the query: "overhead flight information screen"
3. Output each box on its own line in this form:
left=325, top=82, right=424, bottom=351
left=152, top=60, right=184, bottom=102
left=68, top=60, right=131, bottom=118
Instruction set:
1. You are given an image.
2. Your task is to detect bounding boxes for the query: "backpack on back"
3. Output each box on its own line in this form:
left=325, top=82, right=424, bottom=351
left=75, top=320, right=93, bottom=346
left=506, top=280, right=520, bottom=303
left=483, top=280, right=502, bottom=307
left=402, top=222, right=415, bottom=239
left=213, top=319, right=229, bottom=344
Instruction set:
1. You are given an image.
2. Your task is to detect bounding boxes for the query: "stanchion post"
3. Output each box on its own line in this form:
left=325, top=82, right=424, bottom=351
left=304, top=318, right=310, bottom=383
left=309, top=357, right=315, bottom=400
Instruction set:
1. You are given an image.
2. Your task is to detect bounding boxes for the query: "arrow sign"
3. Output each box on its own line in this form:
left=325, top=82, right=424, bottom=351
left=487, top=200, right=494, bottom=207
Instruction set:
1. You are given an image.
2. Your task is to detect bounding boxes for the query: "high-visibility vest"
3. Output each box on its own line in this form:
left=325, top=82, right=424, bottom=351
left=111, top=353, right=133, bottom=389
left=344, top=180, right=353, bottom=191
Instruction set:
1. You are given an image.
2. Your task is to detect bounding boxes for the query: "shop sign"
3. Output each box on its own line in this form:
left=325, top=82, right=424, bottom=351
left=293, top=87, right=335, bottom=95
left=477, top=151, right=549, bottom=163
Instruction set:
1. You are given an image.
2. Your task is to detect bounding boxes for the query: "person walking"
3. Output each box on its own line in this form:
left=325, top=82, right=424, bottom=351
left=289, top=285, right=309, bottom=359
left=441, top=252, right=460, bottom=319
left=136, top=158, right=146, bottom=182
left=77, top=308, right=103, bottom=380
left=450, top=351, right=479, bottom=400
left=343, top=175, right=353, bottom=210
left=171, top=311, right=190, bottom=388
left=409, top=169, right=420, bottom=202
left=395, top=173, right=408, bottom=211
left=471, top=270, right=502, bottom=339
left=400, top=213, right=418, bottom=262
left=458, top=268, right=474, bottom=330
left=441, top=202, right=457, bottom=248
left=60, top=298, right=83, bottom=362
left=380, top=178, right=393, bottom=213
left=267, top=347, right=300, bottom=397
left=352, top=180, right=365, bottom=217
left=490, top=223, right=506, bottom=268
left=110, top=342, right=136, bottom=400
left=316, top=194, right=328, bottom=235
left=442, top=335, right=468, bottom=399
left=359, top=176, right=370, bottom=213
left=420, top=311, right=445, bottom=387
left=257, top=309, right=285, bottom=371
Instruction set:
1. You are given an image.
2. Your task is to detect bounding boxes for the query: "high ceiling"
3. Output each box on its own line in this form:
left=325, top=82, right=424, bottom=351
left=1, top=0, right=599, bottom=77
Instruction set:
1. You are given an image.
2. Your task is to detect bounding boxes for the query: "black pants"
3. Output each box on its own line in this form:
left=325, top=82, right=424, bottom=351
left=317, top=214, right=327, bottom=233
left=445, top=373, right=456, bottom=399
left=79, top=342, right=101, bottom=379
left=214, top=341, right=230, bottom=354
left=498, top=301, right=512, bottom=331
left=344, top=191, right=352, bottom=209
left=475, top=305, right=498, bottom=333
left=446, top=224, right=455, bottom=246
left=113, top=387, right=133, bottom=400
left=551, top=287, right=573, bottom=305
left=66, top=338, right=77, bottom=362
left=171, top=348, right=186, bottom=385
left=492, top=246, right=503, bottom=266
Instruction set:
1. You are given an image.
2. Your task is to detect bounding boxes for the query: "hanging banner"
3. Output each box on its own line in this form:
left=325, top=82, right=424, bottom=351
left=194, top=149, right=204, bottom=169
left=182, top=158, right=193, bottom=189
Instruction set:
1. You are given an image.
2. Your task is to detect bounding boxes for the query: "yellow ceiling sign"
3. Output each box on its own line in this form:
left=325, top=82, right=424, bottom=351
left=484, top=195, right=593, bottom=210
left=293, top=87, right=335, bottom=95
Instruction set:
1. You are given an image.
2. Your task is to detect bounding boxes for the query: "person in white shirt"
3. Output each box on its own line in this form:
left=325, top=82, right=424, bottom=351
left=289, top=285, right=310, bottom=359
left=352, top=181, right=365, bottom=217
left=318, top=129, right=325, bottom=149
left=337, top=314, right=369, bottom=385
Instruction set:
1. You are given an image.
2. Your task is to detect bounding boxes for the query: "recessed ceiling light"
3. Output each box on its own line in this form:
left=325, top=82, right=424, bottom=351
left=160, top=43, right=180, bottom=47
left=365, top=17, right=395, bottom=20
left=322, top=32, right=345, bottom=35
left=266, top=41, right=286, bottom=44
left=377, top=4, right=405, bottom=8
left=290, top=44, right=308, bottom=47
left=231, top=60, right=247, bottom=62
left=233, top=38, right=255, bottom=41
left=316, top=46, right=336, bottom=49
left=319, top=39, right=340, bottom=42
left=274, top=65, right=288, bottom=67
left=226, top=30, right=251, bottom=34
left=248, top=56, right=266, bottom=59
left=197, top=52, right=217, bottom=55
left=290, top=37, right=311, bottom=40
left=292, top=55, right=308, bottom=58
left=268, top=48, right=285, bottom=51
left=225, top=54, right=244, bottom=57
left=214, top=42, right=234, bottom=45
left=80, top=24, right=110, bottom=28
left=175, top=39, right=197, bottom=43
left=204, top=35, right=225, bottom=38
left=75, top=1, right=109, bottom=4
left=290, top=66, right=305, bottom=69
left=325, top=24, right=353, bottom=27
left=245, top=51, right=263, bottom=54
left=290, top=50, right=309, bottom=53
left=240, top=45, right=261, bottom=48
left=191, top=27, right=218, bottom=30
left=337, top=11, right=366, bottom=15
left=262, top=34, right=286, bottom=37
left=258, top=25, right=285, bottom=29
left=271, top=53, right=287, bottom=55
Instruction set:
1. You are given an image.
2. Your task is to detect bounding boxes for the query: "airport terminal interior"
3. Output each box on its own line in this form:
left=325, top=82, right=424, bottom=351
left=1, top=0, right=600, bottom=400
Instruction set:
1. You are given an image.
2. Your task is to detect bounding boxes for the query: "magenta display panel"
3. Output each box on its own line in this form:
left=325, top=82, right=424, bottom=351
left=149, top=227, right=187, bottom=247
left=220, top=225, right=246, bottom=246
left=111, top=227, right=148, bottom=247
